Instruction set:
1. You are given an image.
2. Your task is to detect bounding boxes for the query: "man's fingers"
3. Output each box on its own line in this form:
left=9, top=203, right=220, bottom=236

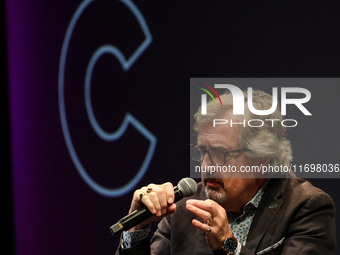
left=162, top=203, right=177, bottom=217
left=140, top=194, right=157, bottom=214
left=146, top=190, right=164, bottom=216
left=130, top=182, right=176, bottom=218
left=149, top=187, right=168, bottom=215
left=167, top=203, right=177, bottom=213
left=186, top=203, right=213, bottom=222
left=142, top=195, right=176, bottom=218
left=162, top=182, right=175, bottom=204
left=186, top=199, right=219, bottom=216
left=192, top=219, right=210, bottom=233
left=135, top=184, right=173, bottom=216
left=130, top=188, right=148, bottom=212
left=128, top=182, right=177, bottom=231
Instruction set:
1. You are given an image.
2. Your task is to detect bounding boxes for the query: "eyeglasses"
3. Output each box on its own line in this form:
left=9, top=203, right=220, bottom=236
left=188, top=143, right=247, bottom=166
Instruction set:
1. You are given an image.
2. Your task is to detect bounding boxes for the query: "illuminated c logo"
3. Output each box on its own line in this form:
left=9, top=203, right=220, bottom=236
left=58, top=0, right=156, bottom=197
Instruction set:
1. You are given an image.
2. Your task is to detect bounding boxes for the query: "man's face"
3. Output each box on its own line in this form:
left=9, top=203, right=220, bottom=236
left=198, top=111, right=266, bottom=212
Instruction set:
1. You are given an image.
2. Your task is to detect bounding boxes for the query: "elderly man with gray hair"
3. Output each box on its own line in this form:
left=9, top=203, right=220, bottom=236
left=116, top=89, right=336, bottom=255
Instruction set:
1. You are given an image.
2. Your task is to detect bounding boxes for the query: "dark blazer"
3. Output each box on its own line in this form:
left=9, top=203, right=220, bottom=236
left=116, top=178, right=336, bottom=254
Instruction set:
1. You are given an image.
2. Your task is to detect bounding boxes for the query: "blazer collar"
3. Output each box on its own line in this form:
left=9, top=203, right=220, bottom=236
left=244, top=178, right=289, bottom=253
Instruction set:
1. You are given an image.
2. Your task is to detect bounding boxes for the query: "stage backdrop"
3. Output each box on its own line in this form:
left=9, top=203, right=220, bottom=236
left=6, top=1, right=340, bottom=254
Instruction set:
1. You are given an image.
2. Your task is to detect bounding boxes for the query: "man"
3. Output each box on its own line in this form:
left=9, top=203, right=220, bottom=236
left=116, top=89, right=336, bottom=254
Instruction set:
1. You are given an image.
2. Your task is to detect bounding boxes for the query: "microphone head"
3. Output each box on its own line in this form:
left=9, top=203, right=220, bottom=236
left=177, top=178, right=197, bottom=197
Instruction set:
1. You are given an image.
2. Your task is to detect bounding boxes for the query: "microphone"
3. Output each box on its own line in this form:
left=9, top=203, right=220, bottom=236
left=110, top=177, right=197, bottom=236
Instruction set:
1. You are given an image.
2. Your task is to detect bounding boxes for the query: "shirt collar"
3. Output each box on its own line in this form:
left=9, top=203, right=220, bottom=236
left=227, top=179, right=269, bottom=223
left=248, top=179, right=269, bottom=208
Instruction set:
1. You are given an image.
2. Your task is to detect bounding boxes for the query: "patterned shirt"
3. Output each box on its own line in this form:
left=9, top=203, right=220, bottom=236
left=227, top=181, right=268, bottom=254
left=122, top=181, right=268, bottom=255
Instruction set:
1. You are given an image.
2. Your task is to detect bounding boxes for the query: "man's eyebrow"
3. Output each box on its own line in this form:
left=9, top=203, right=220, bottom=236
left=212, top=146, right=233, bottom=151
left=196, top=143, right=233, bottom=151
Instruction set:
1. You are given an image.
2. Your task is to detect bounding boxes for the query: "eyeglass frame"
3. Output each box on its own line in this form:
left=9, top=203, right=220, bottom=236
left=188, top=143, right=248, bottom=166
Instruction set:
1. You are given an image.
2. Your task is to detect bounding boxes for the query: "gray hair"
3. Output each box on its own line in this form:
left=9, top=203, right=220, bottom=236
left=193, top=89, right=293, bottom=169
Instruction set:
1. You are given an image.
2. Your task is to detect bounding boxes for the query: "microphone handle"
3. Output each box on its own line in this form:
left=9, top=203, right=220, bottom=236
left=110, top=186, right=183, bottom=236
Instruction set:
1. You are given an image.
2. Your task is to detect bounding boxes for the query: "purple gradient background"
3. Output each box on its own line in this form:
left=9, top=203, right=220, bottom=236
left=9, top=1, right=71, bottom=253
left=6, top=1, right=131, bottom=254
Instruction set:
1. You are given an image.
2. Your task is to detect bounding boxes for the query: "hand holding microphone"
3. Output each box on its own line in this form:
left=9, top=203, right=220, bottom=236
left=110, top=178, right=197, bottom=235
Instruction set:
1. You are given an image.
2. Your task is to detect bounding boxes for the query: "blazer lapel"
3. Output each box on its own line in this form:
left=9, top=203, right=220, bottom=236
left=244, top=178, right=288, bottom=253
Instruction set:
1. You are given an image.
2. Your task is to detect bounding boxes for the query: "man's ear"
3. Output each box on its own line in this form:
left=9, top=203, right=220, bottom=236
left=259, top=157, right=271, bottom=167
